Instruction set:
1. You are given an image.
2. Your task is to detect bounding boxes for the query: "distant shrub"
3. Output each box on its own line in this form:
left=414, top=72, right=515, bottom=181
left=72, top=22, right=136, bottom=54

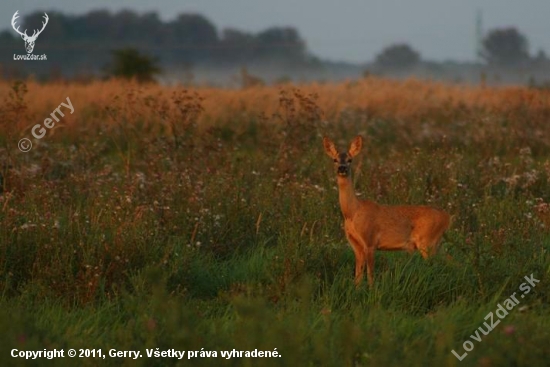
left=106, top=48, right=161, bottom=83
left=375, top=43, right=421, bottom=70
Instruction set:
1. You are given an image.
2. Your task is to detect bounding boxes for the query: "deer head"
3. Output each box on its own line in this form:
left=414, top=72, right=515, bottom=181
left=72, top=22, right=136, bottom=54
left=323, top=136, right=363, bottom=177
left=11, top=11, right=49, bottom=54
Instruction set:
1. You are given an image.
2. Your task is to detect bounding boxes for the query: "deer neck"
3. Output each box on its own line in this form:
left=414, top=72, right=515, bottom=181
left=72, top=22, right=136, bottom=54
left=337, top=175, right=360, bottom=219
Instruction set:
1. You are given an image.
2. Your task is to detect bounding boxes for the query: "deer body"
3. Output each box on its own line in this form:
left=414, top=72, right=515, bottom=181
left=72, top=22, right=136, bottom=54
left=324, top=136, right=450, bottom=286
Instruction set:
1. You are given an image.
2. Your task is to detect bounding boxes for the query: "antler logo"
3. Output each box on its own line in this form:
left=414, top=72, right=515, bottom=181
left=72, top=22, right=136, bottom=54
left=11, top=10, right=49, bottom=54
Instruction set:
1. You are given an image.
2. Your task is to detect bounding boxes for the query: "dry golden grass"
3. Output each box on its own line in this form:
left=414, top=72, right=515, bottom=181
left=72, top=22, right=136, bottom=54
left=2, top=77, right=550, bottom=131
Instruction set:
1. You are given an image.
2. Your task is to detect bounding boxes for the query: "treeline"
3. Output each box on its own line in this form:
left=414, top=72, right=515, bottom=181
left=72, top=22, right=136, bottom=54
left=0, top=9, right=315, bottom=78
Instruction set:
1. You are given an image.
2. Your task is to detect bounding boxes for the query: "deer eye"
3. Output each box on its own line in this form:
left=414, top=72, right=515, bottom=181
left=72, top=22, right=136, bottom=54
left=347, top=159, right=352, bottom=163
left=333, top=159, right=338, bottom=163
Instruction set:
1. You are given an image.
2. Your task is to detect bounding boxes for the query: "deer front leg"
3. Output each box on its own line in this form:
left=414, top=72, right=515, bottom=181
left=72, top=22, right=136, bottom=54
left=365, top=247, right=375, bottom=287
left=347, top=234, right=366, bottom=287
left=354, top=248, right=366, bottom=286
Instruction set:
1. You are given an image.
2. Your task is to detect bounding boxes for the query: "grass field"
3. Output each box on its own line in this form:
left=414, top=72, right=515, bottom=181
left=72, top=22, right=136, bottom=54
left=1, top=77, right=549, bottom=366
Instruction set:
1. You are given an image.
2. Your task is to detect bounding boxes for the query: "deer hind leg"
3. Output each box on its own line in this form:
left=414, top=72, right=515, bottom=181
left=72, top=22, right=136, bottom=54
left=413, top=213, right=450, bottom=259
left=411, top=232, right=436, bottom=259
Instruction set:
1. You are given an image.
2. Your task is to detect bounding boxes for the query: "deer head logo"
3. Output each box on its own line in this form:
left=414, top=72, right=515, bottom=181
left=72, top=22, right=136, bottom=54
left=11, top=11, right=49, bottom=54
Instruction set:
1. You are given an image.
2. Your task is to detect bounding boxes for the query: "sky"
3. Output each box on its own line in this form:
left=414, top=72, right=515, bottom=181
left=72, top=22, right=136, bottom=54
left=2, top=0, right=550, bottom=63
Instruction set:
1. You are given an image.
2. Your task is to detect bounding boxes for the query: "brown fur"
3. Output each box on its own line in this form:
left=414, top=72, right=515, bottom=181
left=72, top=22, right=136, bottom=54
left=323, top=136, right=451, bottom=287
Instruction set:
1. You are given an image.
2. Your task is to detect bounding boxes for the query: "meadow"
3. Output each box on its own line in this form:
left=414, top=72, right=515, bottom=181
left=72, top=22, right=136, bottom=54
left=0, top=77, right=549, bottom=366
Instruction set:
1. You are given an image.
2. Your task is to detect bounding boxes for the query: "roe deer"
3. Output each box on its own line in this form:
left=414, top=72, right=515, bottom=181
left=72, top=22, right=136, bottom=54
left=323, top=136, right=450, bottom=287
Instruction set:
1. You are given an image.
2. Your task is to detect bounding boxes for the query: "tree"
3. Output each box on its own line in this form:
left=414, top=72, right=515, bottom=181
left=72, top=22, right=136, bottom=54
left=167, top=14, right=218, bottom=63
left=219, top=28, right=256, bottom=63
left=254, top=27, right=306, bottom=62
left=6, top=9, right=316, bottom=79
left=107, top=48, right=161, bottom=83
left=374, top=44, right=420, bottom=69
left=0, top=30, right=16, bottom=45
left=481, top=28, right=529, bottom=66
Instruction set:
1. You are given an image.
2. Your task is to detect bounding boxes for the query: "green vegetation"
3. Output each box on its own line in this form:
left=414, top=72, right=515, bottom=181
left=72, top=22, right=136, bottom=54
left=1, top=81, right=549, bottom=366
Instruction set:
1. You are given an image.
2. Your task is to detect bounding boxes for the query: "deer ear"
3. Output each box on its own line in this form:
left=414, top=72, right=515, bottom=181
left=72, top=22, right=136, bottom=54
left=323, top=137, right=339, bottom=159
left=348, top=135, right=363, bottom=158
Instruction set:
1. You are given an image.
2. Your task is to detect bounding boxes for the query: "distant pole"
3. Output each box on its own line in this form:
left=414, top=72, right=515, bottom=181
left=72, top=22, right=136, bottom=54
left=475, top=9, right=484, bottom=63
